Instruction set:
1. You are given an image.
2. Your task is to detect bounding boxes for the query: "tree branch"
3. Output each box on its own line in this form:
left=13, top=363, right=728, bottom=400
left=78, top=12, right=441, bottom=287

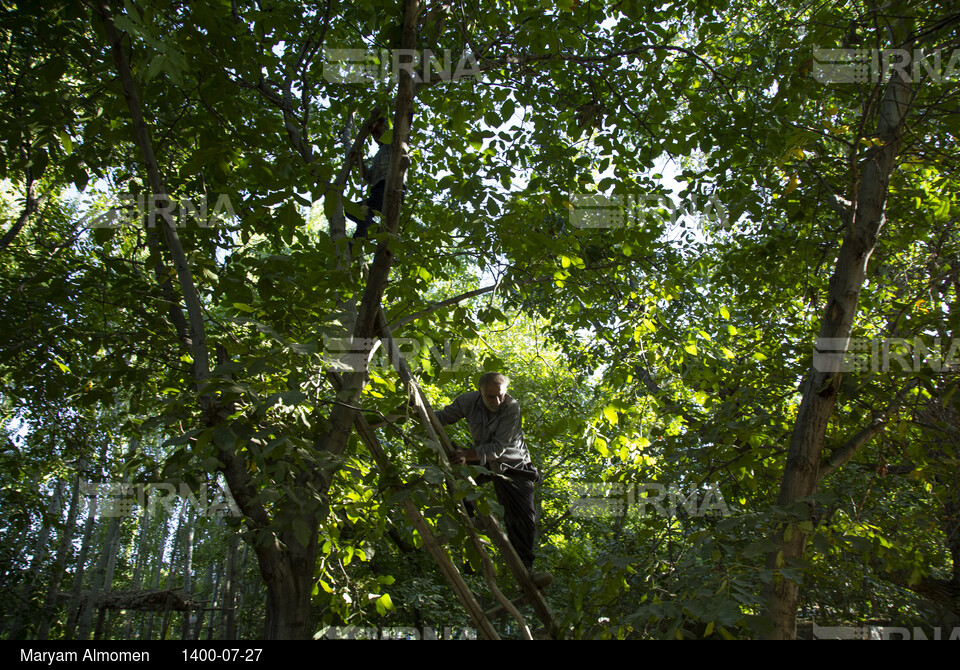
left=0, top=169, right=40, bottom=251
left=96, top=1, right=210, bottom=392
left=819, top=379, right=919, bottom=480
left=314, top=0, right=421, bottom=463
left=95, top=0, right=274, bottom=547
left=386, top=273, right=555, bottom=332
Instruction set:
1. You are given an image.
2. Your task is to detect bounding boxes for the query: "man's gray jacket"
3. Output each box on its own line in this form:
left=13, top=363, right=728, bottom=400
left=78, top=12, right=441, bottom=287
left=434, top=391, right=539, bottom=481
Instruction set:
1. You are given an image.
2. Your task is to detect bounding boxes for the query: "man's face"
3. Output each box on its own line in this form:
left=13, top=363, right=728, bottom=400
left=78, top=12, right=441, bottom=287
left=481, top=382, right=507, bottom=413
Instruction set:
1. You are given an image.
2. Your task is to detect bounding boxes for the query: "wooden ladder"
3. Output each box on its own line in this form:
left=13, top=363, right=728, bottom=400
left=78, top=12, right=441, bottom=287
left=324, top=312, right=562, bottom=639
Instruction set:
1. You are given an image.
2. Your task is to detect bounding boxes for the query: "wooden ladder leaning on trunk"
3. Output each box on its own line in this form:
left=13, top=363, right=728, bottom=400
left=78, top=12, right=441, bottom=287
left=325, top=311, right=561, bottom=640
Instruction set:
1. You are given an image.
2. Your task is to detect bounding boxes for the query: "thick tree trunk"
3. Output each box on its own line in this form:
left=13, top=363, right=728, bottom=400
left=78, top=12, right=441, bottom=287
left=95, top=0, right=419, bottom=639
left=257, top=530, right=318, bottom=640
left=762, top=28, right=913, bottom=638
left=251, top=0, right=419, bottom=639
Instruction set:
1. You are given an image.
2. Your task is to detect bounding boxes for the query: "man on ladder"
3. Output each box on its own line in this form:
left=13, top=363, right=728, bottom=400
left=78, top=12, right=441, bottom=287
left=435, top=372, right=552, bottom=589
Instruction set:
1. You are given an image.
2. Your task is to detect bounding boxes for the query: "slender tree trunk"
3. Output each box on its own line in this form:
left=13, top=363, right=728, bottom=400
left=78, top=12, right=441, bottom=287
left=762, top=22, right=914, bottom=638
left=65, top=480, right=96, bottom=639
left=9, top=479, right=62, bottom=638
left=196, top=561, right=214, bottom=640
left=220, top=532, right=238, bottom=640
left=143, top=513, right=170, bottom=640
left=235, top=543, right=251, bottom=639
left=160, top=516, right=184, bottom=639
left=38, top=477, right=81, bottom=639
left=65, top=444, right=108, bottom=640
left=96, top=495, right=124, bottom=640
left=181, top=509, right=195, bottom=640
left=123, top=503, right=149, bottom=639
left=78, top=511, right=121, bottom=640
left=0, top=503, right=30, bottom=591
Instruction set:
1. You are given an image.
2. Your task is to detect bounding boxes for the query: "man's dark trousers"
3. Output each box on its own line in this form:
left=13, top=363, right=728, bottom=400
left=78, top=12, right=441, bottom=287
left=488, top=474, right=537, bottom=568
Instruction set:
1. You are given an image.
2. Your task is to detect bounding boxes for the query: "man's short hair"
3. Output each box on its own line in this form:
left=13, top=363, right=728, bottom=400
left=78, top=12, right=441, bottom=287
left=478, top=372, right=509, bottom=391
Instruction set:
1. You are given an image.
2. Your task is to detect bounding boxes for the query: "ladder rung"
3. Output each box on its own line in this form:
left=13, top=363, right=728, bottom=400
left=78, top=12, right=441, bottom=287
left=484, top=593, right=534, bottom=619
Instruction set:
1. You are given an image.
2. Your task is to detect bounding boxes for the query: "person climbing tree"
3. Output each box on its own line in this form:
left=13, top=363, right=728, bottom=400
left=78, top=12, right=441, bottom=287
left=435, top=372, right=552, bottom=589
left=347, top=116, right=405, bottom=239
